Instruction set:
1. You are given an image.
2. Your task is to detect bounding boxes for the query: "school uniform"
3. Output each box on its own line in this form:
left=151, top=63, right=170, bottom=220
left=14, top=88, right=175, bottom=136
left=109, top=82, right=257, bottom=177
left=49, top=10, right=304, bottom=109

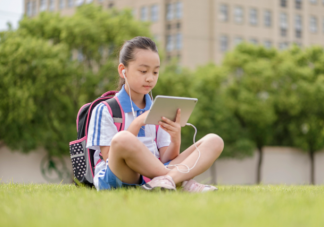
left=86, top=85, right=171, bottom=190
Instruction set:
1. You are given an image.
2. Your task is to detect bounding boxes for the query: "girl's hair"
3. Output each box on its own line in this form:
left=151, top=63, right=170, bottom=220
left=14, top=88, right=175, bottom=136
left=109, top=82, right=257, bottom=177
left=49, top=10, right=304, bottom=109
left=117, top=36, right=158, bottom=90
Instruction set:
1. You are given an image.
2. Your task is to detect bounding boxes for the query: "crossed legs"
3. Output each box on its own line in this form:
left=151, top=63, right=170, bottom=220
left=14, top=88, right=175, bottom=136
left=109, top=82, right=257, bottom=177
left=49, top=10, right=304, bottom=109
left=108, top=131, right=224, bottom=185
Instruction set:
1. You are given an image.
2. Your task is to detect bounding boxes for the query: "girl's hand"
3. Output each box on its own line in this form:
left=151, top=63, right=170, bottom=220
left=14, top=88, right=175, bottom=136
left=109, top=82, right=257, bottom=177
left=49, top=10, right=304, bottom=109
left=159, top=109, right=181, bottom=144
left=136, top=110, right=150, bottom=126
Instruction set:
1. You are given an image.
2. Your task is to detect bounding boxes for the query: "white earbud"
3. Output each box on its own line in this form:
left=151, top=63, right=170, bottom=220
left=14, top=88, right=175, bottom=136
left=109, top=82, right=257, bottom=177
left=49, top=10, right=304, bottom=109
left=122, top=69, right=126, bottom=78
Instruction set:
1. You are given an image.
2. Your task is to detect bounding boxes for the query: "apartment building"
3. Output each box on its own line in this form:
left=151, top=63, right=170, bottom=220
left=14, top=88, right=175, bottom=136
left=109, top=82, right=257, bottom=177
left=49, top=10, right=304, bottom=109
left=25, top=0, right=324, bottom=68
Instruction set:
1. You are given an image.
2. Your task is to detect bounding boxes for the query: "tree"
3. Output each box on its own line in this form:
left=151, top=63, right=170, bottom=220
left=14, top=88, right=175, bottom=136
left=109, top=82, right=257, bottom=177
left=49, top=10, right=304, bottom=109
left=271, top=46, right=324, bottom=184
left=0, top=33, right=79, bottom=155
left=0, top=4, right=152, bottom=156
left=221, top=43, right=278, bottom=183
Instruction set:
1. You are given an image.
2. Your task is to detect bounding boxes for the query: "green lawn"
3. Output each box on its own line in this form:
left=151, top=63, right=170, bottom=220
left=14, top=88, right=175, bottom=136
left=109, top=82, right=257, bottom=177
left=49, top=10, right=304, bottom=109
left=1, top=184, right=324, bottom=227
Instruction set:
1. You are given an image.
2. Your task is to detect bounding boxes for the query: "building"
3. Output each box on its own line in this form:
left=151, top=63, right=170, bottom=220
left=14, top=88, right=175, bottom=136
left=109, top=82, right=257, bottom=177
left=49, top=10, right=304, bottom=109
left=24, top=0, right=324, bottom=69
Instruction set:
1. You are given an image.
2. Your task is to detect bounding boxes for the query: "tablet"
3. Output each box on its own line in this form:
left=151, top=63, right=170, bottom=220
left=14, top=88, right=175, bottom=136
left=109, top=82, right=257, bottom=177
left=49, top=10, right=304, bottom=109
left=144, top=95, right=198, bottom=127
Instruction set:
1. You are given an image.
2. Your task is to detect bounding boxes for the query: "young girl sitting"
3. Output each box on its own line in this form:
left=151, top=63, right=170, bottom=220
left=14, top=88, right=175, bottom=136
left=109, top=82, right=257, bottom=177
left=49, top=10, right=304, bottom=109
left=86, top=36, right=224, bottom=192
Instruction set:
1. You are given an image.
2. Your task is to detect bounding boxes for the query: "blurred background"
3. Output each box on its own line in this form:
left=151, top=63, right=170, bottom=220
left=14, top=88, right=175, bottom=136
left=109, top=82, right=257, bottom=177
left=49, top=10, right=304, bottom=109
left=0, top=0, right=324, bottom=185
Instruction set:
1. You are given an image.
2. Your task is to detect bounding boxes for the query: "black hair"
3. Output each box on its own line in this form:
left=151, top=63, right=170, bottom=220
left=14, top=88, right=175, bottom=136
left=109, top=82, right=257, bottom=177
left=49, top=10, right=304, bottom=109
left=117, top=36, right=158, bottom=90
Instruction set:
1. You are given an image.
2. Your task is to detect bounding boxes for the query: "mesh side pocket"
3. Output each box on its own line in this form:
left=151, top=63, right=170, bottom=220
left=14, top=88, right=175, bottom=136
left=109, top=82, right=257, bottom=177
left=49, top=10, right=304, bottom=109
left=69, top=137, right=87, bottom=182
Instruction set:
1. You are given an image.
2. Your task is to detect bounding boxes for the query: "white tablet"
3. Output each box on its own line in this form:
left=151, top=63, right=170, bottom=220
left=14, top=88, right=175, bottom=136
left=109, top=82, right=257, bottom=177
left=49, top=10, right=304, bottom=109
left=144, top=95, right=198, bottom=127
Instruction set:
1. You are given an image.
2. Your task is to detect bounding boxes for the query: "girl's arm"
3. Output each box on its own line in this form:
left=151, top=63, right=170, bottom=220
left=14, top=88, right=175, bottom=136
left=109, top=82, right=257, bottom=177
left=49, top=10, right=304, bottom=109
left=158, top=109, right=182, bottom=163
left=126, top=111, right=150, bottom=136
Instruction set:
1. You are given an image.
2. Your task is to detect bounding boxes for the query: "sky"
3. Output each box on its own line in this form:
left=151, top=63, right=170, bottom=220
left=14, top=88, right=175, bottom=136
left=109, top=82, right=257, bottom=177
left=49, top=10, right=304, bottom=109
left=0, top=0, right=23, bottom=31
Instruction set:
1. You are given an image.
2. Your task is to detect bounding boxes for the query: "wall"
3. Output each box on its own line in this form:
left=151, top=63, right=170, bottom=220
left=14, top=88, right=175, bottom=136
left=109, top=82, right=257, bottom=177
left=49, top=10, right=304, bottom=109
left=1, top=145, right=323, bottom=185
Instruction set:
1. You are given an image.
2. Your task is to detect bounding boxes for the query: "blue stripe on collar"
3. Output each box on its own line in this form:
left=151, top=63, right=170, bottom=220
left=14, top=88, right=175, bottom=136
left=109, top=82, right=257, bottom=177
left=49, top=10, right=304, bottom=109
left=116, top=85, right=152, bottom=113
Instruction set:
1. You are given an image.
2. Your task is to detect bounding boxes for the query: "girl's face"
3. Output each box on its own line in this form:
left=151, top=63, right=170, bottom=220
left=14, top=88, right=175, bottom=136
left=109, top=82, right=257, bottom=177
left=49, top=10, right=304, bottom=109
left=120, top=48, right=160, bottom=96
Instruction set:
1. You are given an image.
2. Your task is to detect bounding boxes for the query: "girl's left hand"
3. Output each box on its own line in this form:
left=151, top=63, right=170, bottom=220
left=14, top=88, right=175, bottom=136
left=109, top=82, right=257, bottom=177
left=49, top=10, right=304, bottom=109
left=159, top=109, right=181, bottom=144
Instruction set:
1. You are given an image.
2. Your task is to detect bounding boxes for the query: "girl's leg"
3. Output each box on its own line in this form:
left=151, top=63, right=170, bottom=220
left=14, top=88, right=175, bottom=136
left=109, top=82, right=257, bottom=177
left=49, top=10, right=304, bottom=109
left=167, top=133, right=224, bottom=184
left=108, top=131, right=169, bottom=184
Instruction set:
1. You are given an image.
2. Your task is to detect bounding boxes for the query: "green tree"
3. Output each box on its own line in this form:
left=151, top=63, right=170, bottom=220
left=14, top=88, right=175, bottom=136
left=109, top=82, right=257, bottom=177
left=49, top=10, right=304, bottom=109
left=0, top=33, right=79, bottom=155
left=0, top=4, right=152, bottom=156
left=222, top=43, right=278, bottom=183
left=271, top=46, right=324, bottom=184
left=190, top=63, right=255, bottom=159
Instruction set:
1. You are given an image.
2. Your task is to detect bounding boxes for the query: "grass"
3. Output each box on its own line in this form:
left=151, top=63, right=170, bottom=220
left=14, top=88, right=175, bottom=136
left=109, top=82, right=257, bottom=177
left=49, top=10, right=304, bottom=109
left=1, top=184, right=324, bottom=227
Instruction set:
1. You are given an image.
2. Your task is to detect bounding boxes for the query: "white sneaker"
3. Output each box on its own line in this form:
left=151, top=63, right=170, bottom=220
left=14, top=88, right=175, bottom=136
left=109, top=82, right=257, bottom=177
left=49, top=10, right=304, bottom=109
left=141, top=175, right=176, bottom=191
left=182, top=179, right=218, bottom=192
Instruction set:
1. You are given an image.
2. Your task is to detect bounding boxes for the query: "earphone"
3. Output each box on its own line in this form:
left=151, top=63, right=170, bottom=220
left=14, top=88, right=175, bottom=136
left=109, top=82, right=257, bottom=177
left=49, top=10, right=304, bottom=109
left=122, top=68, right=201, bottom=173
left=122, top=69, right=136, bottom=118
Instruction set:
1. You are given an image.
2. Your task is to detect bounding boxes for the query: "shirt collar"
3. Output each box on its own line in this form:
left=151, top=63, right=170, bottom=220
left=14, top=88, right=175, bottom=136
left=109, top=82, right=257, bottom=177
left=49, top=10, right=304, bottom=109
left=116, top=85, right=152, bottom=113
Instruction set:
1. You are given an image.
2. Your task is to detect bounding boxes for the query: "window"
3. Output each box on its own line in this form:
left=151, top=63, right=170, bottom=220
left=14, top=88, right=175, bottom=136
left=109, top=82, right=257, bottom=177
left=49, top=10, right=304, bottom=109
left=294, top=42, right=302, bottom=48
left=176, top=22, right=181, bottom=29
left=76, top=0, right=83, bottom=6
left=85, top=0, right=92, bottom=3
left=166, top=24, right=172, bottom=30
left=176, top=33, right=182, bottom=50
left=59, top=0, right=65, bottom=9
left=234, top=7, right=243, bottom=24
left=280, top=13, right=288, bottom=36
left=309, top=0, right=317, bottom=3
left=264, top=10, right=272, bottom=27
left=279, top=42, right=289, bottom=50
left=49, top=0, right=54, bottom=11
left=78, top=49, right=84, bottom=62
left=249, top=8, right=258, bottom=25
left=166, top=35, right=174, bottom=51
left=295, top=15, right=302, bottom=38
left=234, top=37, right=243, bottom=45
left=220, top=4, right=228, bottom=21
left=166, top=3, right=174, bottom=21
left=68, top=0, right=73, bottom=7
left=250, top=38, right=258, bottom=45
left=141, top=6, right=148, bottom=21
left=310, top=16, right=317, bottom=32
left=295, top=0, right=302, bottom=9
left=108, top=3, right=114, bottom=8
left=264, top=40, right=272, bottom=48
left=40, top=0, right=47, bottom=11
left=151, top=5, right=159, bottom=22
left=220, top=35, right=229, bottom=51
left=281, top=0, right=287, bottom=7
left=323, top=18, right=324, bottom=33
left=175, top=2, right=182, bottom=19
left=27, top=2, right=32, bottom=16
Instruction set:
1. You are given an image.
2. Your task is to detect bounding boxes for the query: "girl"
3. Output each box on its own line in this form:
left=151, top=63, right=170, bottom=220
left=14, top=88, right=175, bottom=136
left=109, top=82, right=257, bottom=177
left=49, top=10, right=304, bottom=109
left=87, top=36, right=224, bottom=192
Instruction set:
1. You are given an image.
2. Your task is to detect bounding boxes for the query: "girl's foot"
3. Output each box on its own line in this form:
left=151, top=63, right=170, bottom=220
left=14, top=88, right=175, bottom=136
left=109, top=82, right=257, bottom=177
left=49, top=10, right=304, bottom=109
left=141, top=175, right=176, bottom=191
left=182, top=179, right=218, bottom=192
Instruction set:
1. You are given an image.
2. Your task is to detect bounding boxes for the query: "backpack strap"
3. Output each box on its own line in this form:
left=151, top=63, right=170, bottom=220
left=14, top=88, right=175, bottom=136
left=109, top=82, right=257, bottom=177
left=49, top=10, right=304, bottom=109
left=101, top=97, right=125, bottom=132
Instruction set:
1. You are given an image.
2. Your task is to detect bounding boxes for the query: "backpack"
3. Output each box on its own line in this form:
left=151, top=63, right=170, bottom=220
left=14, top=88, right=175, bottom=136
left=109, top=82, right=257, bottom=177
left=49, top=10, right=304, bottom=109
left=69, top=90, right=158, bottom=187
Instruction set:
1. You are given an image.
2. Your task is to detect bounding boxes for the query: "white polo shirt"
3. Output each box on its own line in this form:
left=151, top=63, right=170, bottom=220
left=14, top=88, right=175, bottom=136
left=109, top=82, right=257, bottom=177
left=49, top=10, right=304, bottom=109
left=86, top=85, right=171, bottom=166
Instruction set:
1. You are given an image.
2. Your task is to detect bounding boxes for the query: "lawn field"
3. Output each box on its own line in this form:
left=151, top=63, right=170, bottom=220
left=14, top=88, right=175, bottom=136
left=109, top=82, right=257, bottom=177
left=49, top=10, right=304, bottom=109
left=1, top=184, right=324, bottom=227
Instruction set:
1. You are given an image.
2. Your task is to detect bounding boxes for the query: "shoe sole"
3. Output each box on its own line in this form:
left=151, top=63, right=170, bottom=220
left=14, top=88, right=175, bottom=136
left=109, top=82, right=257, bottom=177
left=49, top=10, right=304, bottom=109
left=141, top=184, right=176, bottom=191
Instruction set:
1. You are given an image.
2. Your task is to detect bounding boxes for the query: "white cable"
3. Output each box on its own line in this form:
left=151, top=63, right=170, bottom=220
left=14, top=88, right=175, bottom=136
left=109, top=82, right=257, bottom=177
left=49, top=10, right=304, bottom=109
left=164, top=123, right=201, bottom=173
left=123, top=70, right=136, bottom=118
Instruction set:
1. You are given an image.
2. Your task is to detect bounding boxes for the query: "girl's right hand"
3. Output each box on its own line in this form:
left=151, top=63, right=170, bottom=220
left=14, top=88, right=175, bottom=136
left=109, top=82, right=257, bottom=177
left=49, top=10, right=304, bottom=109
left=136, top=110, right=150, bottom=126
